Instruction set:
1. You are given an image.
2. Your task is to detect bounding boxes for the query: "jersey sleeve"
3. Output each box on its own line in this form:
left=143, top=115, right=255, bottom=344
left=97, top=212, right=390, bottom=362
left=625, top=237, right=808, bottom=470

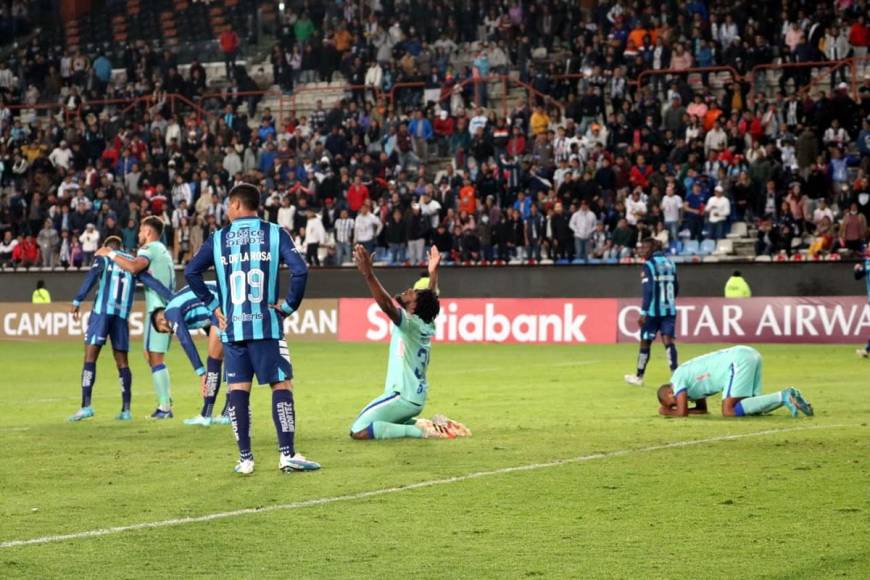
left=278, top=227, right=308, bottom=314
left=138, top=271, right=173, bottom=301
left=166, top=309, right=205, bottom=375
left=184, top=234, right=219, bottom=312
left=72, top=257, right=105, bottom=306
left=670, top=367, right=689, bottom=396
left=641, top=262, right=654, bottom=314
left=136, top=244, right=154, bottom=267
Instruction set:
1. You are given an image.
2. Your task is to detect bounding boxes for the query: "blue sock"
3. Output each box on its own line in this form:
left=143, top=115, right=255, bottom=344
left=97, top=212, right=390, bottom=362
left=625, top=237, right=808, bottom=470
left=666, top=343, right=678, bottom=371
left=81, top=362, right=96, bottom=407
left=228, top=390, right=253, bottom=461
left=201, top=357, right=222, bottom=417
left=865, top=337, right=870, bottom=352
left=734, top=401, right=746, bottom=416
left=636, top=347, right=651, bottom=377
left=272, top=389, right=296, bottom=457
left=118, top=367, right=132, bottom=412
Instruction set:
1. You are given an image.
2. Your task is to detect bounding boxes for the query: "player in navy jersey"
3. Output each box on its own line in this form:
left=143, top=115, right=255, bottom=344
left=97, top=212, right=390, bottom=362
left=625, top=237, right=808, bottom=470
left=150, top=281, right=231, bottom=426
left=68, top=237, right=170, bottom=421
left=185, top=183, right=320, bottom=475
left=625, top=238, right=680, bottom=386
left=855, top=247, right=870, bottom=358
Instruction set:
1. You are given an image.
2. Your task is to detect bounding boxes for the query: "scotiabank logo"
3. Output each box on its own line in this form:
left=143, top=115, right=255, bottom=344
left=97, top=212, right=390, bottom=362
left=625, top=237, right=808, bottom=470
left=338, top=299, right=617, bottom=343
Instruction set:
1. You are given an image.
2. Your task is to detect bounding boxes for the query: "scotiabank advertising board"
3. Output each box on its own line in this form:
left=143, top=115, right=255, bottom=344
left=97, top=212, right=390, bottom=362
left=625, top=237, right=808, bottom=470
left=338, top=297, right=869, bottom=344
left=338, top=298, right=618, bottom=343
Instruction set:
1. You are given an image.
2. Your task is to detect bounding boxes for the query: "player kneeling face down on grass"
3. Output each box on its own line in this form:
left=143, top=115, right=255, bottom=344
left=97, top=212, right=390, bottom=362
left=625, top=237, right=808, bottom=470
left=349, top=244, right=471, bottom=440
left=656, top=346, right=814, bottom=418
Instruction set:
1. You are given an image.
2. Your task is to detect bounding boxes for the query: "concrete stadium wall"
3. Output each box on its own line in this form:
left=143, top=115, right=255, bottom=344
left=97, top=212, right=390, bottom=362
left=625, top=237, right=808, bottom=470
left=0, top=263, right=864, bottom=302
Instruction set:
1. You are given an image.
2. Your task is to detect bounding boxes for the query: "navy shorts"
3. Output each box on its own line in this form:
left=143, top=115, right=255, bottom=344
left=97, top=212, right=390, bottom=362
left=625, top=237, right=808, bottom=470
left=224, top=339, right=293, bottom=385
left=85, top=313, right=130, bottom=352
left=641, top=315, right=676, bottom=341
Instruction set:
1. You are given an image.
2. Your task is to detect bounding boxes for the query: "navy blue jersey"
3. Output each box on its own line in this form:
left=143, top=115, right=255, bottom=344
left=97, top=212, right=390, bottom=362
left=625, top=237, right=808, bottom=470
left=73, top=254, right=136, bottom=318
left=164, top=282, right=219, bottom=375
left=642, top=252, right=679, bottom=317
left=185, top=216, right=308, bottom=343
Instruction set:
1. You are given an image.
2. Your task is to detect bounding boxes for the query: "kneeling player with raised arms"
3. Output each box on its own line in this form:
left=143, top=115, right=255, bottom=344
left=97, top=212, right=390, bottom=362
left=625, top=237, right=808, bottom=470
left=150, top=281, right=230, bottom=426
left=350, top=244, right=470, bottom=440
left=657, top=345, right=814, bottom=418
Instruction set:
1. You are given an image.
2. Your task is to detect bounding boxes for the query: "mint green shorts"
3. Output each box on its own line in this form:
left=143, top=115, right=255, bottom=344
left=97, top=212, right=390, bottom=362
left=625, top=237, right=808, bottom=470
left=723, top=346, right=763, bottom=399
left=144, top=315, right=171, bottom=354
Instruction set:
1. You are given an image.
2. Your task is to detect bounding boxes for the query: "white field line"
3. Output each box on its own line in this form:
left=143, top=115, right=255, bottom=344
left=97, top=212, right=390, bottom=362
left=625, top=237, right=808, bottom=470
left=0, top=424, right=851, bottom=550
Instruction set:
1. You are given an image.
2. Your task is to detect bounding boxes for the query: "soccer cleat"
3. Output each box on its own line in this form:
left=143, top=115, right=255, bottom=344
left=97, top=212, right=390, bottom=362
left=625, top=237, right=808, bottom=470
left=149, top=408, right=174, bottom=420
left=183, top=415, right=212, bottom=427
left=784, top=388, right=814, bottom=417
left=211, top=414, right=231, bottom=426
left=234, top=458, right=255, bottom=475
left=432, top=414, right=471, bottom=437
left=68, top=407, right=94, bottom=422
left=279, top=453, right=321, bottom=472
left=416, top=415, right=456, bottom=439
left=856, top=349, right=869, bottom=359
left=114, top=410, right=132, bottom=421
left=624, top=374, right=644, bottom=387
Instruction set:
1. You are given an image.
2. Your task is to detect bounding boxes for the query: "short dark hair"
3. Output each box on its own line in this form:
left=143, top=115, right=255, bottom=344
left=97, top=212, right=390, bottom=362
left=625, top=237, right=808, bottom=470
left=657, top=384, right=672, bottom=405
left=36, top=280, right=45, bottom=289
left=150, top=308, right=167, bottom=332
left=229, top=183, right=261, bottom=210
left=142, top=216, right=164, bottom=238
left=103, top=236, right=122, bottom=250
left=414, top=289, right=440, bottom=324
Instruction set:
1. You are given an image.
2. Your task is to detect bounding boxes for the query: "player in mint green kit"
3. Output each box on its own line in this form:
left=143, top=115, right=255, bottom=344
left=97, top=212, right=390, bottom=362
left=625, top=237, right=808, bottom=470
left=349, top=245, right=469, bottom=440
left=97, top=216, right=176, bottom=418
left=656, top=346, right=814, bottom=418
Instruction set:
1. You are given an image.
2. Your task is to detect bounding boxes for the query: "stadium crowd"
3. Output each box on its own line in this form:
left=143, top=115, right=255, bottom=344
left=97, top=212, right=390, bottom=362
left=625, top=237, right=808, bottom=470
left=0, top=0, right=869, bottom=270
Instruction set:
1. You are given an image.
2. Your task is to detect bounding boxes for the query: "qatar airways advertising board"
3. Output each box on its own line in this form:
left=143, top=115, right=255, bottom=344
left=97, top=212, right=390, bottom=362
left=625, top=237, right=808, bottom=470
left=338, top=297, right=870, bottom=344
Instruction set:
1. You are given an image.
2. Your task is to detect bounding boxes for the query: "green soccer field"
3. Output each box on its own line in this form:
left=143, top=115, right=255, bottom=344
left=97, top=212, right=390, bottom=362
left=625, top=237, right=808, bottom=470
left=0, top=341, right=868, bottom=579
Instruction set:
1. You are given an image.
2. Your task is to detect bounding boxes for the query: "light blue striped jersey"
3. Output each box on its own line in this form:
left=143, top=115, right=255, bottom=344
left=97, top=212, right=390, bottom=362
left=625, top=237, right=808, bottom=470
left=185, top=216, right=309, bottom=343
left=72, top=254, right=135, bottom=319
left=642, top=252, right=678, bottom=317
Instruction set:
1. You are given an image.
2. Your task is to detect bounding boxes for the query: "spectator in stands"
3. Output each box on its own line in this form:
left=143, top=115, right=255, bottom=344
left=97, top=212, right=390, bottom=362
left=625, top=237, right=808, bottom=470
left=569, top=199, right=596, bottom=262
left=37, top=218, right=59, bottom=268
left=706, top=185, right=732, bottom=240
left=220, top=26, right=240, bottom=79
left=0, top=230, right=17, bottom=268
left=78, top=223, right=99, bottom=266
left=841, top=202, right=868, bottom=254
left=13, top=234, right=38, bottom=267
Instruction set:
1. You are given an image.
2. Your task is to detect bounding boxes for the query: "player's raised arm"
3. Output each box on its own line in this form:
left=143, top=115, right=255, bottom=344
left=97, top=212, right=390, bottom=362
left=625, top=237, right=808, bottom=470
left=96, top=246, right=149, bottom=275
left=185, top=234, right=219, bottom=312
left=427, top=246, right=441, bottom=292
left=354, top=244, right=401, bottom=325
left=276, top=227, right=309, bottom=315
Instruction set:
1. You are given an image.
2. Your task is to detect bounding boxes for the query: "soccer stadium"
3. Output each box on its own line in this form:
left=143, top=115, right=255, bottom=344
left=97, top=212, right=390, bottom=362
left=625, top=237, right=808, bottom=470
left=0, top=0, right=869, bottom=577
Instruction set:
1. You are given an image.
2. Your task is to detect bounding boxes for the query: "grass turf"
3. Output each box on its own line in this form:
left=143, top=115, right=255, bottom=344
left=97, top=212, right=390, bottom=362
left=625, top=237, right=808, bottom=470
left=0, top=341, right=867, bottom=578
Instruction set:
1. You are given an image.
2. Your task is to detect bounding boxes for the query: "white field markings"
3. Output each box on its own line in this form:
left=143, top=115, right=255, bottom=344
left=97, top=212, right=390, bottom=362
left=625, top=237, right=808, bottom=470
left=0, top=424, right=854, bottom=550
